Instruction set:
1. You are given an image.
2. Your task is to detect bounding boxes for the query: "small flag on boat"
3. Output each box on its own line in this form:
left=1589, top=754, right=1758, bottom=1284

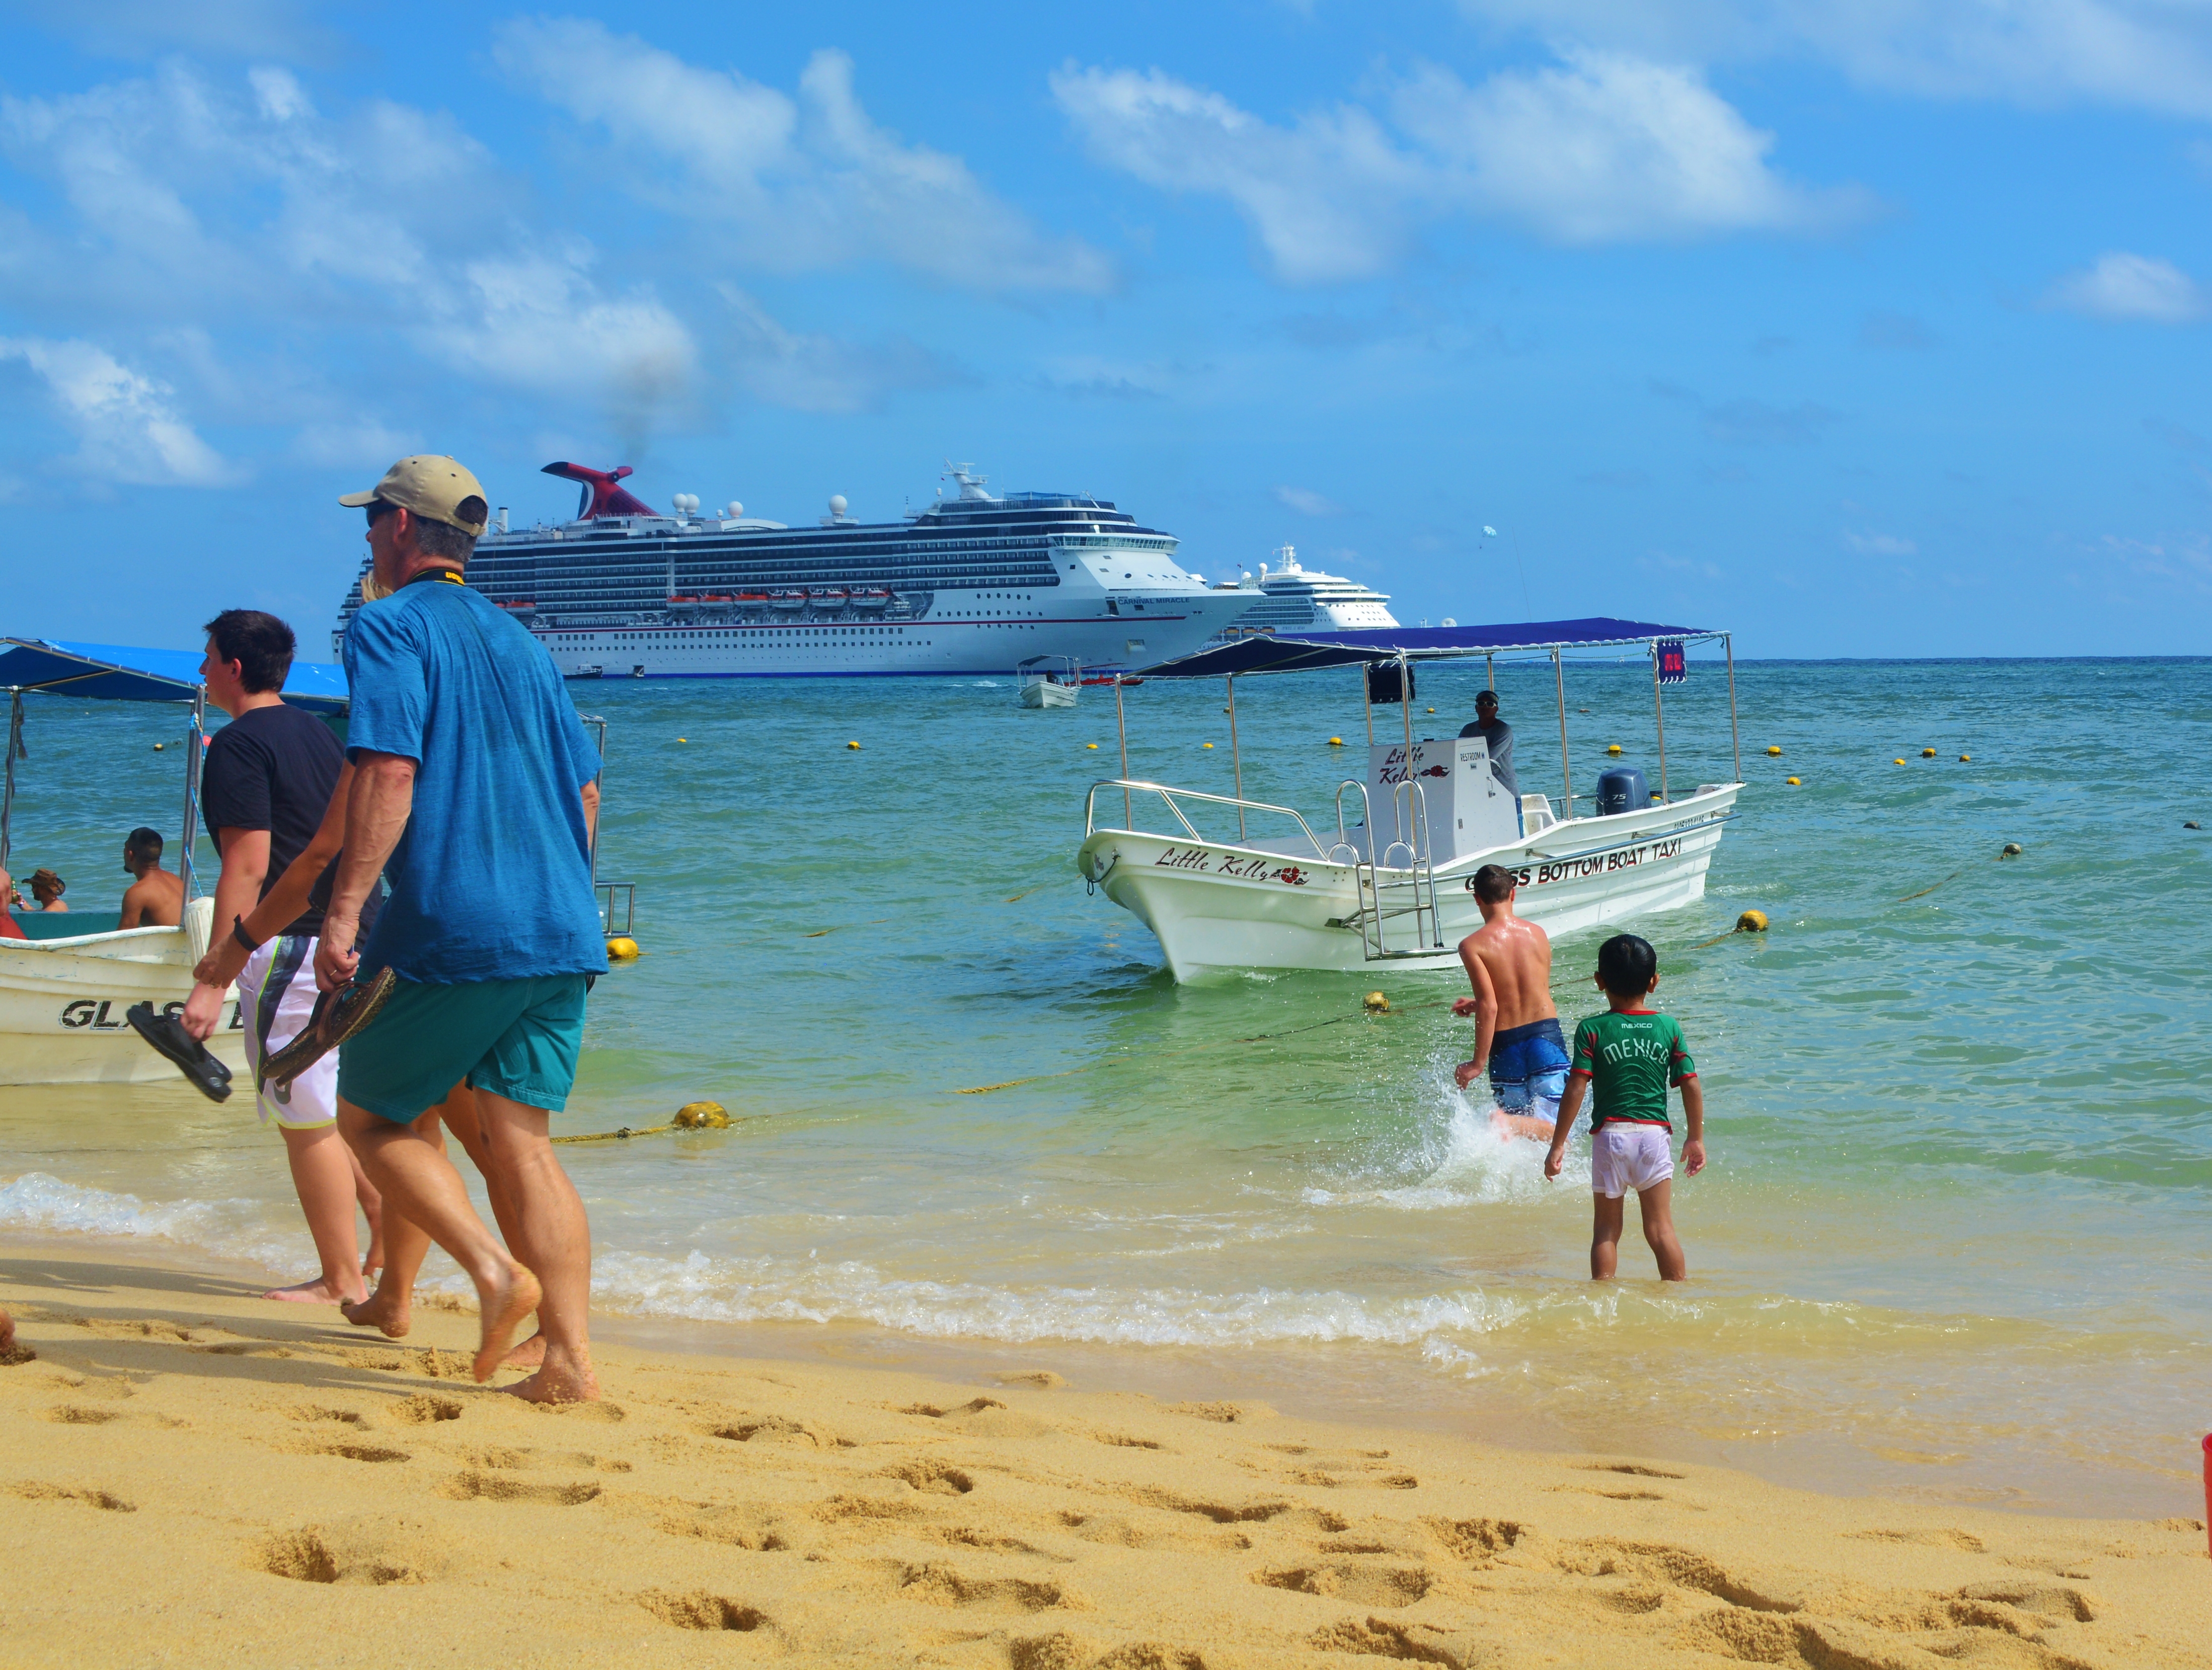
left=1656, top=640, right=1687, bottom=684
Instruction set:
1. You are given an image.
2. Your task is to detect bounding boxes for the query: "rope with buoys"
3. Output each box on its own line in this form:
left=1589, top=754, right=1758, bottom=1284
left=551, top=1101, right=746, bottom=1145
left=1688, top=910, right=1769, bottom=950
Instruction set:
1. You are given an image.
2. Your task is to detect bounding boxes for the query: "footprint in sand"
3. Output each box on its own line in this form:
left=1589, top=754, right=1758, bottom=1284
left=639, top=1592, right=768, bottom=1632
left=388, top=1394, right=464, bottom=1424
left=438, top=1470, right=600, bottom=1505
left=11, top=1481, right=135, bottom=1512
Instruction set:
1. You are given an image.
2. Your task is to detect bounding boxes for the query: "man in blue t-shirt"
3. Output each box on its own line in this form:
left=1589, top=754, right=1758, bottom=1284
left=316, top=454, right=607, bottom=1403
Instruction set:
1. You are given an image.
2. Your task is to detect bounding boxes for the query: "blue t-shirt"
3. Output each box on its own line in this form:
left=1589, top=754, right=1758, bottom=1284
left=342, top=575, right=608, bottom=985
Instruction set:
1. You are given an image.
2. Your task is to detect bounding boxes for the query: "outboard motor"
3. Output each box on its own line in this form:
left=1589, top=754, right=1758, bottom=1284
left=1595, top=764, right=1649, bottom=817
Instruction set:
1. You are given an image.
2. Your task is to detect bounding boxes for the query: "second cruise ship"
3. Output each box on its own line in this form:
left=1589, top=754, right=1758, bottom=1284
left=333, top=462, right=1252, bottom=678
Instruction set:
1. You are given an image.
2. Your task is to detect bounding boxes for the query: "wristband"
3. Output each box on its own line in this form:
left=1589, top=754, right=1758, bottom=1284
left=232, top=918, right=265, bottom=954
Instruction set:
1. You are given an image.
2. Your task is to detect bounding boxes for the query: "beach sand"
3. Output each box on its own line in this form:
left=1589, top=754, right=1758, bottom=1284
left=2, top=1251, right=2205, bottom=1669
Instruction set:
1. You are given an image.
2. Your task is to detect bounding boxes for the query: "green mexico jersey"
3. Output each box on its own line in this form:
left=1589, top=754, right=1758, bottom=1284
left=1569, top=1010, right=1697, bottom=1132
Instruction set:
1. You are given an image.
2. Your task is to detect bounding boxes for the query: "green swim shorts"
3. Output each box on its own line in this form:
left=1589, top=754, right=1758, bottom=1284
left=337, top=973, right=588, bottom=1124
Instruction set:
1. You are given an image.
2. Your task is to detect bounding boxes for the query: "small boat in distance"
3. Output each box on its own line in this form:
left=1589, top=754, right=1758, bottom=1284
left=1018, top=656, right=1081, bottom=709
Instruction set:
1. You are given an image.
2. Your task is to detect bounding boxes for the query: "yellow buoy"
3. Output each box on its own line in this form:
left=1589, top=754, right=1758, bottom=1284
left=152, top=742, right=164, bottom=751
left=1736, top=910, right=1769, bottom=933
left=2001, top=843, right=2022, bottom=857
left=674, top=1101, right=731, bottom=1129
left=1786, top=776, right=1800, bottom=785
left=1329, top=737, right=1344, bottom=746
left=1921, top=748, right=1936, bottom=758
left=1606, top=744, right=1622, bottom=755
left=1087, top=743, right=1099, bottom=750
left=1893, top=758, right=1906, bottom=765
left=1202, top=742, right=1213, bottom=748
left=1362, top=991, right=1390, bottom=1013
left=1766, top=745, right=1781, bottom=756
left=677, top=737, right=688, bottom=743
left=1426, top=707, right=1435, bottom=714
left=847, top=740, right=860, bottom=750
left=1958, top=754, right=1970, bottom=763
left=605, top=936, right=640, bottom=960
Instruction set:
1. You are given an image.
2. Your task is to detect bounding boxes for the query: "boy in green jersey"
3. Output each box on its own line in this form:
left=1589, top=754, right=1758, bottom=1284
left=1543, top=933, right=1706, bottom=1281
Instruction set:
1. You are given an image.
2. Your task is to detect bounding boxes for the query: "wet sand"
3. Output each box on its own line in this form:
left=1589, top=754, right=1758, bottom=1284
left=3, top=1249, right=2206, bottom=1669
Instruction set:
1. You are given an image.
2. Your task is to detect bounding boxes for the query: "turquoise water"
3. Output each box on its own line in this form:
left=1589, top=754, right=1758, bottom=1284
left=5, top=657, right=2209, bottom=1517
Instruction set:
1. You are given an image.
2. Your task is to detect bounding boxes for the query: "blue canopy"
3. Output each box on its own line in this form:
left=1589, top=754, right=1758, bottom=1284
left=0, top=639, right=348, bottom=714
left=1136, top=617, right=1720, bottom=680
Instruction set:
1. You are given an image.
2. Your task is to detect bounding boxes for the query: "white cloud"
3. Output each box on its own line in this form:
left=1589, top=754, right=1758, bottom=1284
left=1843, top=529, right=1918, bottom=555
left=495, top=20, right=1113, bottom=295
left=2044, top=252, right=2206, bottom=323
left=1275, top=485, right=1345, bottom=516
left=0, top=336, right=230, bottom=485
left=1455, top=1, right=2212, bottom=120
left=1054, top=53, right=1859, bottom=281
left=718, top=285, right=952, bottom=415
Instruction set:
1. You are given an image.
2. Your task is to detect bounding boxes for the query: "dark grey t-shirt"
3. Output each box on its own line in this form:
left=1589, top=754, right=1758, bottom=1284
left=1457, top=717, right=1518, bottom=796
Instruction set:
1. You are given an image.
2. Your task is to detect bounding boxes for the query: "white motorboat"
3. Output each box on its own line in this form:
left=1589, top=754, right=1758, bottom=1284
left=1075, top=620, right=1746, bottom=980
left=1017, top=656, right=1081, bottom=709
left=1, top=639, right=350, bottom=1085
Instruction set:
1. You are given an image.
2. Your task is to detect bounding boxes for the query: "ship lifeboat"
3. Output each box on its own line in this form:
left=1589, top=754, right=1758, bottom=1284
left=700, top=593, right=736, bottom=604
left=810, top=588, right=850, bottom=610
left=497, top=598, right=537, bottom=611
left=851, top=588, right=892, bottom=609
left=734, top=592, right=771, bottom=608
left=769, top=590, right=807, bottom=610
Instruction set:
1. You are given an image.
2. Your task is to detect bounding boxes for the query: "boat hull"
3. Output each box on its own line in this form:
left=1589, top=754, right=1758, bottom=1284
left=1075, top=785, right=1740, bottom=980
left=1, top=900, right=247, bottom=1086
left=1020, top=682, right=1078, bottom=709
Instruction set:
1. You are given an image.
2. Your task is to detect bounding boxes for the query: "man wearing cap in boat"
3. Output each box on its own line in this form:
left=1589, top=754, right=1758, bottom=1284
left=316, top=454, right=607, bottom=1403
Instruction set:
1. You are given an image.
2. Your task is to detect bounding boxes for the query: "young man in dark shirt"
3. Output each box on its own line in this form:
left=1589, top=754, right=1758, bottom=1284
left=182, top=609, right=383, bottom=1305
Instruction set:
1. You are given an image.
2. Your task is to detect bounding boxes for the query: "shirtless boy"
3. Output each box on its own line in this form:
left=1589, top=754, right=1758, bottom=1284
left=1451, top=863, right=1568, bottom=1140
left=118, top=826, right=184, bottom=928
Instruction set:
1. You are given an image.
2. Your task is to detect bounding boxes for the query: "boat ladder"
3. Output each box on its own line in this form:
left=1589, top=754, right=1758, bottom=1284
left=1332, top=780, right=1445, bottom=961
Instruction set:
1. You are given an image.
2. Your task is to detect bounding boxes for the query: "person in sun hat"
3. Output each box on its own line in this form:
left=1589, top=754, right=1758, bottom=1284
left=316, top=455, right=608, bottom=1402
left=27, top=867, right=67, bottom=911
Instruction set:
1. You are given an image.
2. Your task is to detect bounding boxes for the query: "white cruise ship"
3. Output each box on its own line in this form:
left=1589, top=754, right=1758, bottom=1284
left=332, top=463, right=1254, bottom=679
left=1207, top=546, right=1397, bottom=638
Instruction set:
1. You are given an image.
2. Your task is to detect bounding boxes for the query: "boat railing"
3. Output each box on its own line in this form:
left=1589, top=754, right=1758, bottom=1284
left=597, top=882, right=636, bottom=937
left=1084, top=779, right=1332, bottom=858
left=1332, top=779, right=1444, bottom=961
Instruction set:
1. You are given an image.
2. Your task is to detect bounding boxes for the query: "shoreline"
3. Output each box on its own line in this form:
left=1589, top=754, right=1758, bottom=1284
left=4, top=1245, right=2207, bottom=1668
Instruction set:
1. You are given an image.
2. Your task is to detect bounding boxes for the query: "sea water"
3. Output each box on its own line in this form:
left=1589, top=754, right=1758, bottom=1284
left=4, top=657, right=2208, bottom=1517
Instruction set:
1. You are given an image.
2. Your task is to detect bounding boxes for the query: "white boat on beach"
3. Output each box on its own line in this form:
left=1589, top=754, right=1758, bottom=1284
left=0, top=639, right=350, bottom=1085
left=1074, top=620, right=1746, bottom=980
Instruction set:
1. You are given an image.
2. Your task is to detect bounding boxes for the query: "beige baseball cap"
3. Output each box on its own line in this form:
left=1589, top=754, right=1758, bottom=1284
left=339, top=455, right=489, bottom=535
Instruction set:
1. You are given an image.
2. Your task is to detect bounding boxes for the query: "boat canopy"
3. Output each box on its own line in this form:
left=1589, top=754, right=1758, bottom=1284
left=1137, top=618, right=1720, bottom=680
left=0, top=639, right=349, bottom=714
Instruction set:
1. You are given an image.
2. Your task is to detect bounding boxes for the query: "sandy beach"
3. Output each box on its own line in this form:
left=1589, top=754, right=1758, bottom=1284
left=3, top=1250, right=2204, bottom=1669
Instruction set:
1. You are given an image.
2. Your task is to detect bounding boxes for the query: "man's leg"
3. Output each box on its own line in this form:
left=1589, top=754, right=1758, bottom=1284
left=1637, top=1180, right=1688, bottom=1281
left=268, top=1124, right=370, bottom=1305
left=343, top=1114, right=447, bottom=1338
left=337, top=1100, right=540, bottom=1382
left=1590, top=1194, right=1626, bottom=1280
left=439, top=1087, right=546, bottom=1371
left=472, top=1089, right=598, bottom=1403
left=350, top=1146, right=385, bottom=1280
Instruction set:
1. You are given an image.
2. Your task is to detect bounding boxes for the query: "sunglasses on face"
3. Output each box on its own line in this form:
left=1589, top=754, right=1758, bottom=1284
left=366, top=501, right=399, bottom=526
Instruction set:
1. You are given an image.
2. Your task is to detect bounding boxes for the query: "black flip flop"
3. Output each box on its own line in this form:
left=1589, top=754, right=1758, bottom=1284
left=125, top=1003, right=234, bottom=1102
left=262, top=966, right=399, bottom=1099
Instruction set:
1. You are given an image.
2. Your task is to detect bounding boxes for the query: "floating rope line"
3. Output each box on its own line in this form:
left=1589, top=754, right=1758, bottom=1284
left=1896, top=867, right=1966, bottom=903
left=1688, top=910, right=1771, bottom=950
left=802, top=919, right=892, bottom=939
left=1004, top=885, right=1051, bottom=904
left=551, top=1103, right=748, bottom=1145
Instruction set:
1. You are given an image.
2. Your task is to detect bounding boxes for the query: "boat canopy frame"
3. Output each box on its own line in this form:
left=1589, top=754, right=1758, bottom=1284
left=1109, top=617, right=1741, bottom=842
left=0, top=638, right=349, bottom=900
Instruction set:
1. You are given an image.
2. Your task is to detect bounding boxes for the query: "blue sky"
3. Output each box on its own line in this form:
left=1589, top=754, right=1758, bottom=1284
left=1, top=0, right=2208, bottom=658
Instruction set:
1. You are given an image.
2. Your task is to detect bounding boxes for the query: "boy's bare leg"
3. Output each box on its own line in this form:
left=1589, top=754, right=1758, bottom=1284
left=265, top=1124, right=370, bottom=1305
left=1637, top=1179, right=1688, bottom=1281
left=1590, top=1194, right=1626, bottom=1280
left=336, top=1101, right=539, bottom=1382
left=473, top=1088, right=598, bottom=1403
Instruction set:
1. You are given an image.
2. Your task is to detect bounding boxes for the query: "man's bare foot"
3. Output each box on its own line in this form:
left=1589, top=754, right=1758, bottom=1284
left=472, top=1263, right=542, bottom=1384
left=1488, top=1109, right=1556, bottom=1143
left=263, top=1276, right=369, bottom=1305
left=502, top=1332, right=546, bottom=1370
left=500, top=1344, right=600, bottom=1404
left=0, top=1307, right=27, bottom=1366
left=340, top=1286, right=412, bottom=1339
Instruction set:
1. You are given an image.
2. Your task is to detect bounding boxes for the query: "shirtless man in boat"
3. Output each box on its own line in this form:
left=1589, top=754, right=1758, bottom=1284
left=118, top=826, right=184, bottom=928
left=1452, top=863, right=1568, bottom=1141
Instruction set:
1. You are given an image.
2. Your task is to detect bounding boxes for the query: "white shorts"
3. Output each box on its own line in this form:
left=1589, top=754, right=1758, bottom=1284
left=235, top=935, right=336, bottom=1131
left=1590, top=1123, right=1673, bottom=1199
